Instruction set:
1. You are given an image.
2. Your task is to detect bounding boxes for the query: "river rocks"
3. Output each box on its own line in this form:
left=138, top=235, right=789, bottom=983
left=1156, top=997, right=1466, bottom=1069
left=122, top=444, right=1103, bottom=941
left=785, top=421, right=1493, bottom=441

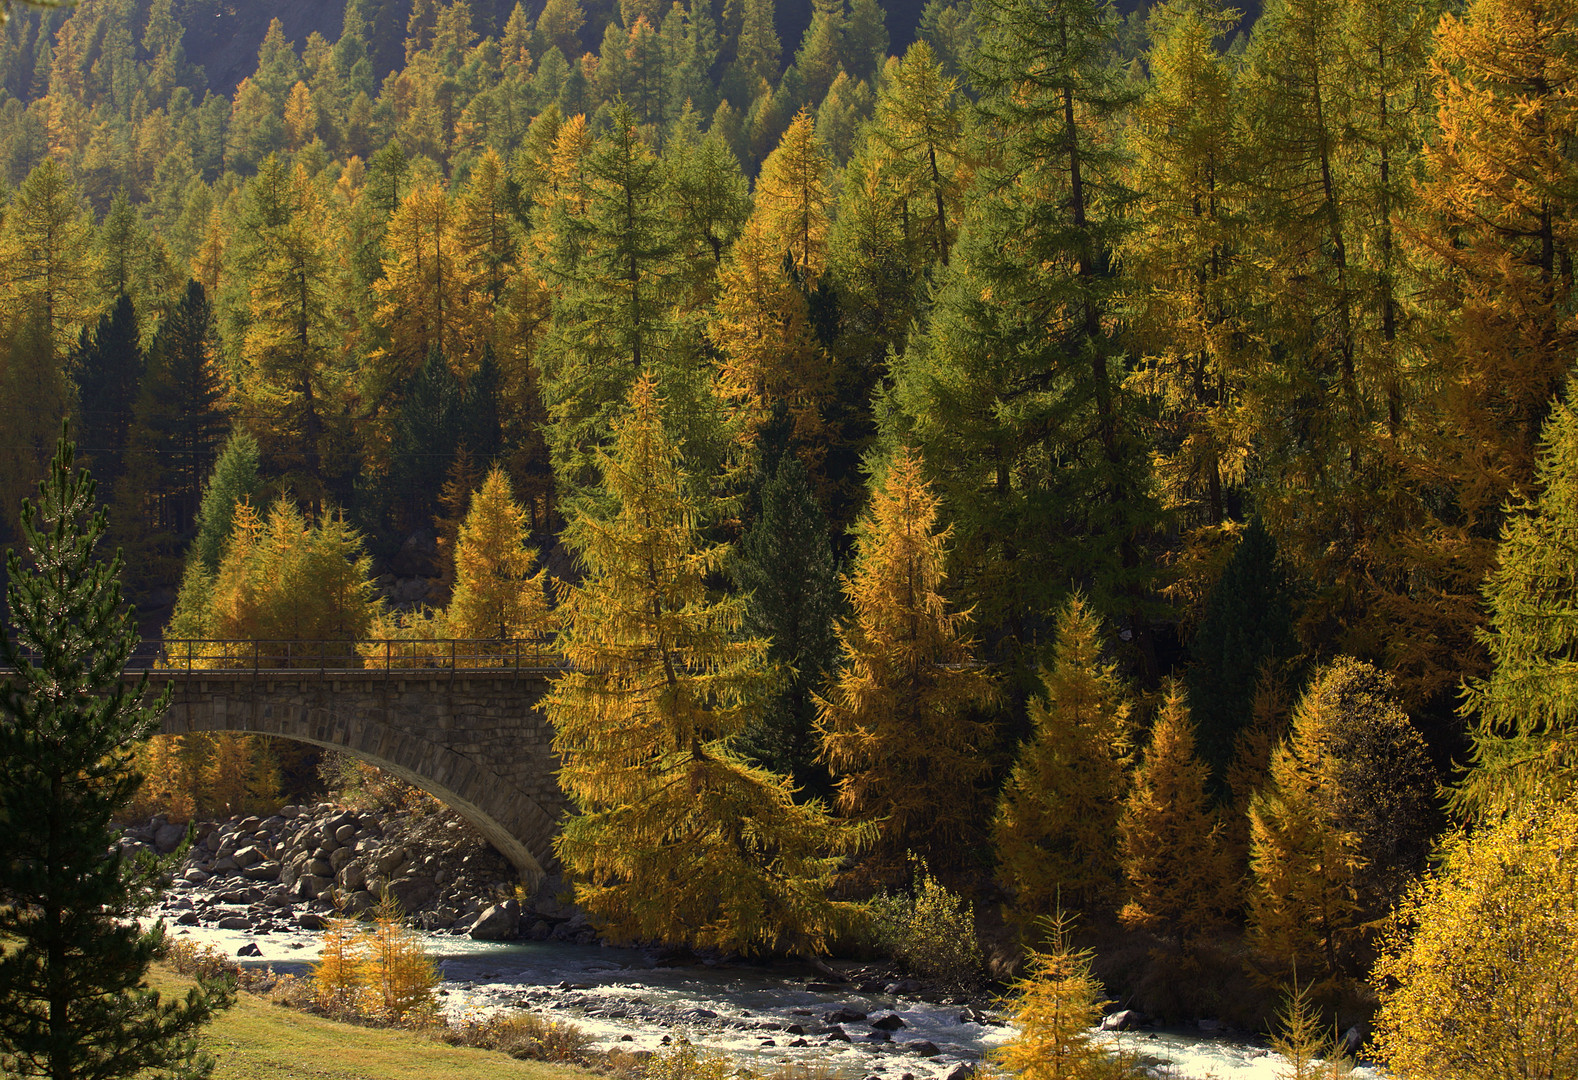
left=825, top=1007, right=868, bottom=1024
left=232, top=845, right=265, bottom=869
left=470, top=902, right=520, bottom=941
left=154, top=823, right=187, bottom=853
left=175, top=910, right=200, bottom=926
left=136, top=802, right=594, bottom=946
left=944, top=1064, right=976, bottom=1080
left=298, top=912, right=328, bottom=930
left=907, top=1042, right=940, bottom=1057
left=236, top=942, right=262, bottom=957
left=871, top=1013, right=907, bottom=1031
left=823, top=1026, right=851, bottom=1042
left=216, top=916, right=252, bottom=930
left=387, top=875, right=437, bottom=912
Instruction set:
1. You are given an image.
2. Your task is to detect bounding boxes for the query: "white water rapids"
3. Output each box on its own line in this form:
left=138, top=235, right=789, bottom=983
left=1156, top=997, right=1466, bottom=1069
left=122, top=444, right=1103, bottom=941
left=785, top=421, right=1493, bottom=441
left=167, top=921, right=1385, bottom=1080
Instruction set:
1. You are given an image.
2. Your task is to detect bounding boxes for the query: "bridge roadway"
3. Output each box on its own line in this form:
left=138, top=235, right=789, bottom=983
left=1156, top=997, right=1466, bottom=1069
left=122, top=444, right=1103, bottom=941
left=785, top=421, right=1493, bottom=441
left=125, top=640, right=566, bottom=885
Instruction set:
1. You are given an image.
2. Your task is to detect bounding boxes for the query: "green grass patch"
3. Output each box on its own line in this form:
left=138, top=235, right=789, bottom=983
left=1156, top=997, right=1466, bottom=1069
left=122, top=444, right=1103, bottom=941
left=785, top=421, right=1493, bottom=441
left=147, top=965, right=600, bottom=1080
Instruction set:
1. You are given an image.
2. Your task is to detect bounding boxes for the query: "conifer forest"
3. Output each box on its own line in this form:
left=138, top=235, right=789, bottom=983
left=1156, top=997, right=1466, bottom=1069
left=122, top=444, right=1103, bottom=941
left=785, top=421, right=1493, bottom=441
left=2, top=0, right=1578, bottom=1068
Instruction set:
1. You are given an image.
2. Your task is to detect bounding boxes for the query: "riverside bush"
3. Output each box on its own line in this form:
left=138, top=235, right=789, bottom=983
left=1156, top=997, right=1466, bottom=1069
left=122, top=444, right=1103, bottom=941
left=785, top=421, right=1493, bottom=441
left=869, top=858, right=984, bottom=988
left=443, top=1012, right=592, bottom=1062
left=308, top=903, right=439, bottom=1025
left=645, top=1037, right=735, bottom=1080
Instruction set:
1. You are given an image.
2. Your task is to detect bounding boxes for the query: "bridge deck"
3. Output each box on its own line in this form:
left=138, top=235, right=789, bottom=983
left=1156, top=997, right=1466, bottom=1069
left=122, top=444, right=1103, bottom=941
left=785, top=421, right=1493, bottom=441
left=6, top=638, right=564, bottom=679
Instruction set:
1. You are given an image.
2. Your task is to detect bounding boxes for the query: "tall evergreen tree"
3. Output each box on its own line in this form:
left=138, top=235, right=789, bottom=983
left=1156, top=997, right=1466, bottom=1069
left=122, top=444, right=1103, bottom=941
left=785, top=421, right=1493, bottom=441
left=1458, top=379, right=1578, bottom=819
left=994, top=595, right=1133, bottom=922
left=547, top=372, right=864, bottom=955
left=187, top=430, right=263, bottom=576
left=1187, top=517, right=1299, bottom=789
left=815, top=447, right=996, bottom=881
left=134, top=280, right=229, bottom=538
left=0, top=431, right=231, bottom=1080
left=68, top=292, right=143, bottom=493
left=886, top=0, right=1159, bottom=680
left=732, top=455, right=840, bottom=794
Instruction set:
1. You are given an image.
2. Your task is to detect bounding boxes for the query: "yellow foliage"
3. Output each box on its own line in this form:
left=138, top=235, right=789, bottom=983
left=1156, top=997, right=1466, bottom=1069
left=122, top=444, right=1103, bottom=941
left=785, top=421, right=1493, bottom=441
left=1117, top=682, right=1236, bottom=939
left=548, top=372, right=865, bottom=956
left=311, top=917, right=366, bottom=1014
left=994, top=595, right=1132, bottom=922
left=990, top=916, right=1142, bottom=1080
left=1270, top=982, right=1354, bottom=1080
left=752, top=110, right=832, bottom=279
left=1371, top=797, right=1578, bottom=1080
left=309, top=906, right=439, bottom=1026
left=200, top=498, right=382, bottom=664
left=358, top=903, right=441, bottom=1025
left=816, top=447, right=996, bottom=881
left=446, top=466, right=554, bottom=646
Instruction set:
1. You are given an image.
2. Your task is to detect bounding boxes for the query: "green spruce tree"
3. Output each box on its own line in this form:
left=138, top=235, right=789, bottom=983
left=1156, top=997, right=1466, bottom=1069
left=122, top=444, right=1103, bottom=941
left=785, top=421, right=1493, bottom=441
left=0, top=429, right=233, bottom=1080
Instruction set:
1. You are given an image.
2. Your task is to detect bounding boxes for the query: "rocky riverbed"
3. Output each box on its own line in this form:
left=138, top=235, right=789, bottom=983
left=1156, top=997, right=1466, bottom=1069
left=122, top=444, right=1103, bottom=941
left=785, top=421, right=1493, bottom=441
left=122, top=807, right=1387, bottom=1080
left=121, top=803, right=592, bottom=945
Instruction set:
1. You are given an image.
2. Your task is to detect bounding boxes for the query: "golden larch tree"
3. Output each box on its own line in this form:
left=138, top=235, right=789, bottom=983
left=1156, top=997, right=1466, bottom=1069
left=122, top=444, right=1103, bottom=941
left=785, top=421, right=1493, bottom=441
left=994, top=595, right=1133, bottom=923
left=547, top=371, right=864, bottom=955
left=752, top=109, right=833, bottom=279
left=445, top=466, right=555, bottom=648
left=815, top=446, right=996, bottom=881
left=1117, top=681, right=1237, bottom=939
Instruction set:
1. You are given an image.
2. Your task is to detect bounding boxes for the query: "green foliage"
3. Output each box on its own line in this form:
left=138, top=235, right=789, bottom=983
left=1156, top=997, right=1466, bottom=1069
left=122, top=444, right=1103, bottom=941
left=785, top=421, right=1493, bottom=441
left=1187, top=517, right=1299, bottom=787
left=0, top=429, right=233, bottom=1080
left=731, top=454, right=840, bottom=793
left=68, top=291, right=144, bottom=491
left=867, top=856, right=984, bottom=989
left=1458, top=379, right=1578, bottom=818
left=188, top=430, right=263, bottom=575
left=1371, top=796, right=1578, bottom=1080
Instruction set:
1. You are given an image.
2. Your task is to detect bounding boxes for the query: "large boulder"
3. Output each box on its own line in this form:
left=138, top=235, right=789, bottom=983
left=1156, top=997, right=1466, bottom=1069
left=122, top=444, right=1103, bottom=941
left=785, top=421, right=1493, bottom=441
left=153, top=823, right=187, bottom=853
left=469, top=902, right=520, bottom=941
left=386, top=875, right=437, bottom=913
left=241, top=861, right=281, bottom=882
left=295, top=874, right=332, bottom=901
left=232, top=846, right=266, bottom=869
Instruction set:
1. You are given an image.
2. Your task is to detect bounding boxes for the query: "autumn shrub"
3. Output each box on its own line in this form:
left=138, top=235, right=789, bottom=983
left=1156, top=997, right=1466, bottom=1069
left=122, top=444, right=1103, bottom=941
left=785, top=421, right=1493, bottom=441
left=868, top=857, right=983, bottom=989
left=644, top=1036, right=736, bottom=1080
left=310, top=917, right=367, bottom=1016
left=1370, top=797, right=1578, bottom=1080
left=446, top=1011, right=592, bottom=1062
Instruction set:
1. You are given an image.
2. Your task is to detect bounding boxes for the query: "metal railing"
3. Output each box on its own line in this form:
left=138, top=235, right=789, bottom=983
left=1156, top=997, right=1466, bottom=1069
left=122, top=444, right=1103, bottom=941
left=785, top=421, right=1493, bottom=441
left=115, top=638, right=562, bottom=676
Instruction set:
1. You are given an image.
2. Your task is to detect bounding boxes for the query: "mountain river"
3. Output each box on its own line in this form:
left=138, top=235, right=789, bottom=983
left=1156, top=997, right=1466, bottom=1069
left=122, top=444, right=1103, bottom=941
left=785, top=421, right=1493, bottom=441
left=168, top=921, right=1386, bottom=1080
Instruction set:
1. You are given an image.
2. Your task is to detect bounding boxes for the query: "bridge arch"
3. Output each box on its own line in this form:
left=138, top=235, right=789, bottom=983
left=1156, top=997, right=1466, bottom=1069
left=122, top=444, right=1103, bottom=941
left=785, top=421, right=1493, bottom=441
left=150, top=670, right=566, bottom=885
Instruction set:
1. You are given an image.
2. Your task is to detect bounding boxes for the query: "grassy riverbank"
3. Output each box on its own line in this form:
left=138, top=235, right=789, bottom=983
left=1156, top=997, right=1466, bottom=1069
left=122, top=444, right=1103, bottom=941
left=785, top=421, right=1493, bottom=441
left=147, top=965, right=599, bottom=1080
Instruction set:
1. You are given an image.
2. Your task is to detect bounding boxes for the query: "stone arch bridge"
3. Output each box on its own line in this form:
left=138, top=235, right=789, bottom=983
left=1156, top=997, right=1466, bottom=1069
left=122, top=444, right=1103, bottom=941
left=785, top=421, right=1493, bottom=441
left=134, top=640, right=566, bottom=886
